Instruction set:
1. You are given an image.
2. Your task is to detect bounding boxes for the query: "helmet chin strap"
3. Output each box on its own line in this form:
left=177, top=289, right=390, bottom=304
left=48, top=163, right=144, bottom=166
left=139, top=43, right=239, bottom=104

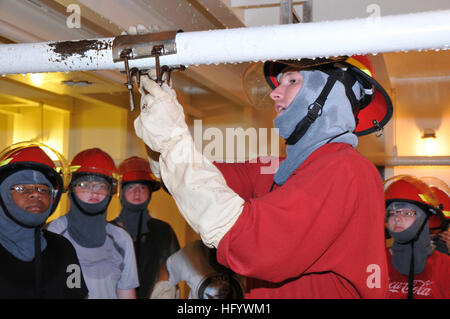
left=285, top=70, right=339, bottom=145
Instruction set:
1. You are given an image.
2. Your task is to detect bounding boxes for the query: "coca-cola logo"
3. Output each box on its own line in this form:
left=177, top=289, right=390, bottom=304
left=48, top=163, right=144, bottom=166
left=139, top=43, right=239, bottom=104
left=389, top=279, right=432, bottom=296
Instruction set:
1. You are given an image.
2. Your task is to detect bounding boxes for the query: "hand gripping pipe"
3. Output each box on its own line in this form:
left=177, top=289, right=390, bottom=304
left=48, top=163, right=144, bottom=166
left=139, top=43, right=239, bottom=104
left=0, top=10, right=449, bottom=75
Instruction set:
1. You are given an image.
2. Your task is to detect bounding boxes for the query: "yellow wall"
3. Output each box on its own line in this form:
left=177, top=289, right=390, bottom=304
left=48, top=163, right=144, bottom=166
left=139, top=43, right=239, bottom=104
left=386, top=85, right=450, bottom=186
left=0, top=112, right=13, bottom=150
left=1, top=104, right=71, bottom=221
left=68, top=99, right=127, bottom=161
left=395, top=103, right=450, bottom=158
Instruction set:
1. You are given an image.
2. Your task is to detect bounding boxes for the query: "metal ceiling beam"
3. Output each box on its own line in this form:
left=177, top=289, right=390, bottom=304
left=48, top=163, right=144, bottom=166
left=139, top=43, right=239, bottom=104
left=0, top=108, right=21, bottom=115
left=0, top=1, right=127, bottom=88
left=280, top=0, right=294, bottom=24
left=302, top=0, right=312, bottom=22
left=182, top=66, right=249, bottom=108
left=188, top=0, right=246, bottom=28
left=0, top=103, right=40, bottom=108
left=0, top=19, right=45, bottom=43
left=0, top=0, right=95, bottom=40
left=48, top=0, right=124, bottom=36
left=0, top=78, right=73, bottom=111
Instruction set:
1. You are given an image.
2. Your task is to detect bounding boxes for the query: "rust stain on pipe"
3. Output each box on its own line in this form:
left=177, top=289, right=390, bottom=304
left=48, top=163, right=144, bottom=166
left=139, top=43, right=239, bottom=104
left=48, top=39, right=111, bottom=62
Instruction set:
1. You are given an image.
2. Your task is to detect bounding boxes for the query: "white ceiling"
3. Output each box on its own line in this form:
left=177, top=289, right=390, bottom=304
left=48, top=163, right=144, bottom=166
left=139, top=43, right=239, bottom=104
left=0, top=0, right=449, bottom=124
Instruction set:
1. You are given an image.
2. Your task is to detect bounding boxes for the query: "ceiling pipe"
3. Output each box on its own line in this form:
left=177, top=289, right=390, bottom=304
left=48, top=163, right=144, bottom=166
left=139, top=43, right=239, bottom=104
left=0, top=18, right=126, bottom=85
left=0, top=10, right=449, bottom=75
left=367, top=156, right=450, bottom=167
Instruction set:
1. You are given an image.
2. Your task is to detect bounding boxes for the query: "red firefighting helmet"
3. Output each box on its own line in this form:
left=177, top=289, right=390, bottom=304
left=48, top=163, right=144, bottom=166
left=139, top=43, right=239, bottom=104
left=69, top=148, right=118, bottom=194
left=420, top=176, right=450, bottom=230
left=384, top=175, right=441, bottom=218
left=117, top=156, right=161, bottom=192
left=0, top=143, right=65, bottom=214
left=244, top=55, right=393, bottom=136
left=431, top=187, right=450, bottom=218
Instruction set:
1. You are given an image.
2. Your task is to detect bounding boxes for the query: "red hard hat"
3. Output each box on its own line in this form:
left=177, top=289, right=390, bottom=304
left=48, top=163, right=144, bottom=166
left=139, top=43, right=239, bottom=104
left=70, top=148, right=117, bottom=179
left=420, top=176, right=450, bottom=230
left=384, top=175, right=441, bottom=217
left=117, top=156, right=161, bottom=191
left=70, top=148, right=118, bottom=194
left=345, top=55, right=393, bottom=136
left=257, top=54, right=393, bottom=137
left=1, top=146, right=55, bottom=168
left=428, top=186, right=450, bottom=230
left=431, top=186, right=450, bottom=219
left=0, top=145, right=64, bottom=214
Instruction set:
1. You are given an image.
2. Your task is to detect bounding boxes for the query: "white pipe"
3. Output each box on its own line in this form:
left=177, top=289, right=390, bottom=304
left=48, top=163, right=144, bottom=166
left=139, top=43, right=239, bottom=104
left=368, top=156, right=450, bottom=167
left=0, top=10, right=449, bottom=75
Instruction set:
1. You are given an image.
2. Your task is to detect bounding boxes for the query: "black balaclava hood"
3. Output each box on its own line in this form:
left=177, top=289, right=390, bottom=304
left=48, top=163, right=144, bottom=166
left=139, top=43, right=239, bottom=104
left=117, top=182, right=152, bottom=239
left=66, top=175, right=111, bottom=248
left=0, top=170, right=54, bottom=261
left=388, top=202, right=432, bottom=276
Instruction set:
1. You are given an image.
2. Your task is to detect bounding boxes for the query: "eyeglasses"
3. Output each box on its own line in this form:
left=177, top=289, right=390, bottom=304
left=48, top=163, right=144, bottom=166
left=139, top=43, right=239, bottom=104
left=74, top=181, right=110, bottom=194
left=387, top=209, right=417, bottom=218
left=10, top=184, right=53, bottom=197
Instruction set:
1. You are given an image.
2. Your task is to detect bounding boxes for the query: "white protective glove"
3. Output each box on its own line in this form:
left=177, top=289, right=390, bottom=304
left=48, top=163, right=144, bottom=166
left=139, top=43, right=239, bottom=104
left=149, top=281, right=178, bottom=299
left=148, top=154, right=161, bottom=179
left=134, top=77, right=245, bottom=248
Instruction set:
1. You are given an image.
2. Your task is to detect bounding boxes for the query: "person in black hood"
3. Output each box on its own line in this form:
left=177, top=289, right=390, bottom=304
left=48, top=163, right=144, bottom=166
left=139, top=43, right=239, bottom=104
left=0, top=144, right=88, bottom=299
left=112, top=156, right=180, bottom=299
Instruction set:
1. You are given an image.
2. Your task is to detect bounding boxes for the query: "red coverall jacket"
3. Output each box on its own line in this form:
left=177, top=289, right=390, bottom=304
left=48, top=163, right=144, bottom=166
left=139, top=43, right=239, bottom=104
left=387, top=249, right=450, bottom=299
left=215, top=143, right=389, bottom=298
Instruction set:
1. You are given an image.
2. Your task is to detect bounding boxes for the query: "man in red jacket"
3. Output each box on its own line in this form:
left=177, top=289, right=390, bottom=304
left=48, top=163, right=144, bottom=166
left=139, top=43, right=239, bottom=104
left=134, top=55, right=392, bottom=298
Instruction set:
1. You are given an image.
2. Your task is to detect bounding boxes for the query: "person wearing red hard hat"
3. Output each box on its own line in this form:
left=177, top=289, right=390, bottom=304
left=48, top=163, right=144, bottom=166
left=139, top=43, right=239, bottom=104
left=47, top=148, right=139, bottom=299
left=261, top=55, right=393, bottom=140
left=133, top=53, right=392, bottom=298
left=421, top=176, right=450, bottom=255
left=112, top=156, right=179, bottom=299
left=0, top=143, right=87, bottom=298
left=384, top=175, right=450, bottom=299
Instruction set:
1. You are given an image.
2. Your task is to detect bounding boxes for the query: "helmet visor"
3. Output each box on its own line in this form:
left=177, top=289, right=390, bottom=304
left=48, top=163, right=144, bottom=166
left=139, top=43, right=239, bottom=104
left=242, top=62, right=274, bottom=110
